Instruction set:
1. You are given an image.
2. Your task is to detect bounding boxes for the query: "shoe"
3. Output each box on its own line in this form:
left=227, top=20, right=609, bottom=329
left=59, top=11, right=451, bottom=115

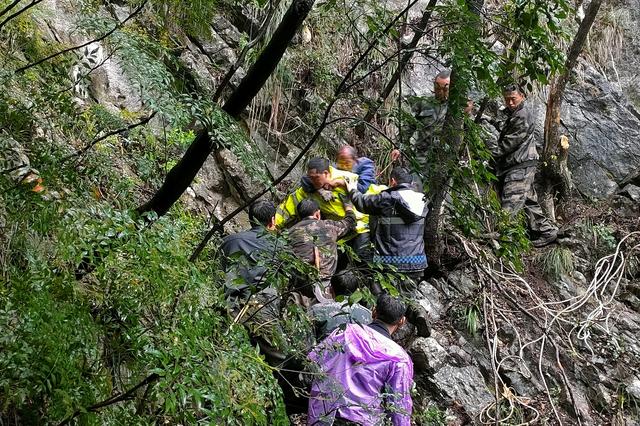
left=532, top=230, right=558, bottom=248
left=413, top=314, right=431, bottom=338
left=407, top=305, right=431, bottom=338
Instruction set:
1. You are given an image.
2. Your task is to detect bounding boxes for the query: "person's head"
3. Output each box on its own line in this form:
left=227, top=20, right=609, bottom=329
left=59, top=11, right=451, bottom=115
left=307, top=157, right=331, bottom=190
left=249, top=200, right=276, bottom=229
left=297, top=198, right=321, bottom=219
left=503, top=84, right=525, bottom=112
left=330, top=269, right=360, bottom=298
left=389, top=166, right=413, bottom=188
left=373, top=293, right=407, bottom=334
left=434, top=69, right=451, bottom=101
left=336, top=146, right=358, bottom=172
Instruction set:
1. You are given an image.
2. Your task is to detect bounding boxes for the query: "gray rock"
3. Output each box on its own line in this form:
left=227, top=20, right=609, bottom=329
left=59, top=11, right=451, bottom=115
left=612, top=195, right=640, bottom=218
left=552, top=273, right=579, bottom=299
left=432, top=365, right=493, bottom=418
left=416, top=281, right=445, bottom=320
left=410, top=337, right=448, bottom=372
left=627, top=377, right=640, bottom=400
left=445, top=270, right=478, bottom=298
left=447, top=345, right=473, bottom=367
left=620, top=184, right=640, bottom=203
left=563, top=65, right=640, bottom=199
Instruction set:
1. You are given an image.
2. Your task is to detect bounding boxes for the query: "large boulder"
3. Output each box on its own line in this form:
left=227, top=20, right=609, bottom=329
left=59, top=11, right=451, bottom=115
left=563, top=65, right=640, bottom=198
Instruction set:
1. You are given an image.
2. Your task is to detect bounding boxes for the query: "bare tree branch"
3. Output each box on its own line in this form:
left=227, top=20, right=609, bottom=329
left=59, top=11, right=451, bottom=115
left=0, top=0, right=43, bottom=31
left=0, top=0, right=23, bottom=19
left=60, top=112, right=157, bottom=163
left=58, top=373, right=160, bottom=426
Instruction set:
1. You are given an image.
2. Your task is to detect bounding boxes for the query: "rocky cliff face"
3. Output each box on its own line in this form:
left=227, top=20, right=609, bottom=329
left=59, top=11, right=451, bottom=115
left=564, top=65, right=640, bottom=199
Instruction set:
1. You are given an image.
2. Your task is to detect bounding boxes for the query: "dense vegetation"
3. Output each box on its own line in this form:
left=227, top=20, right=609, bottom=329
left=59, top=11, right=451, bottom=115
left=1, top=0, right=635, bottom=424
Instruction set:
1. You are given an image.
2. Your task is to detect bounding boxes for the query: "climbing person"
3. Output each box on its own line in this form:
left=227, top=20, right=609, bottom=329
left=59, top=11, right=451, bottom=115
left=288, top=198, right=356, bottom=301
left=344, top=166, right=430, bottom=337
left=485, top=84, right=558, bottom=247
left=275, top=157, right=373, bottom=262
left=346, top=167, right=428, bottom=283
left=308, top=269, right=372, bottom=339
left=308, top=293, right=414, bottom=426
left=220, top=199, right=280, bottom=301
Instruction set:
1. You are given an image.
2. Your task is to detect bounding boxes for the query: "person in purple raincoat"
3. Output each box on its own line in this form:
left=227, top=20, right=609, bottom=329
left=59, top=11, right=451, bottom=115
left=308, top=294, right=414, bottom=425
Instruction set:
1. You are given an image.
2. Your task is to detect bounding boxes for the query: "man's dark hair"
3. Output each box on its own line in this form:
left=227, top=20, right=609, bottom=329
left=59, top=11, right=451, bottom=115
left=375, top=293, right=407, bottom=325
left=307, top=157, right=330, bottom=173
left=503, top=83, right=524, bottom=95
left=435, top=69, right=451, bottom=81
left=297, top=198, right=320, bottom=218
left=249, top=200, right=276, bottom=226
left=391, top=167, right=413, bottom=185
left=331, top=270, right=359, bottom=297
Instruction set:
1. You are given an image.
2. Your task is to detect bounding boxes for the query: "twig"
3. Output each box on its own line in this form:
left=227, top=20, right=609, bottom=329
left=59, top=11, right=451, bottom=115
left=14, top=1, right=147, bottom=74
left=0, top=0, right=44, bottom=31
left=58, top=373, right=160, bottom=425
left=59, top=112, right=156, bottom=163
left=0, top=0, right=22, bottom=19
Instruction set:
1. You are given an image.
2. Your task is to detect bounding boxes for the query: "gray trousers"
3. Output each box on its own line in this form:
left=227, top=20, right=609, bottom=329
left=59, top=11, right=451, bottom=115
left=500, top=165, right=557, bottom=237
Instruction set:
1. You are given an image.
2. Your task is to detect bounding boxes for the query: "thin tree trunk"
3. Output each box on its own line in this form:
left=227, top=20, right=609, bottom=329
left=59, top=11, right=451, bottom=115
left=137, top=0, right=316, bottom=217
left=543, top=0, right=603, bottom=199
left=424, top=0, right=483, bottom=269
left=423, top=68, right=465, bottom=268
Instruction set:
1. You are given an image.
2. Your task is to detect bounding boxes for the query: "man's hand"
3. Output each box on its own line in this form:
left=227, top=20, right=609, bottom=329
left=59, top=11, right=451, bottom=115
left=326, top=178, right=346, bottom=190
left=344, top=176, right=358, bottom=193
left=390, top=149, right=401, bottom=162
left=317, top=188, right=334, bottom=201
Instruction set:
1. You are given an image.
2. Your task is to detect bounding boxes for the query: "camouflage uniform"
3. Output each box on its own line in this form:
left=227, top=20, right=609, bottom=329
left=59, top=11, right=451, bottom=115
left=407, top=96, right=448, bottom=172
left=288, top=211, right=356, bottom=300
left=485, top=101, right=557, bottom=239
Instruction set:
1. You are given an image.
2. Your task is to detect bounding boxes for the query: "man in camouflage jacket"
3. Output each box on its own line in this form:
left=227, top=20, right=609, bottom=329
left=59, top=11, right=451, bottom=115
left=406, top=70, right=451, bottom=172
left=485, top=85, right=558, bottom=247
left=288, top=198, right=356, bottom=301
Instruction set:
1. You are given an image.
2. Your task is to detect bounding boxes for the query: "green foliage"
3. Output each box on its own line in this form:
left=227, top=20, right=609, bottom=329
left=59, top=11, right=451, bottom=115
left=498, top=0, right=571, bottom=89
left=415, top=405, right=447, bottom=425
left=575, top=219, right=618, bottom=260
left=537, top=246, right=574, bottom=280
left=464, top=304, right=481, bottom=336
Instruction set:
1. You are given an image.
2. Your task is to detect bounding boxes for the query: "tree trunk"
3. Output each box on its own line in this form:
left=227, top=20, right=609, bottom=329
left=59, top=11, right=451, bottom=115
left=543, top=0, right=603, bottom=199
left=424, top=0, right=483, bottom=269
left=137, top=0, right=316, bottom=217
left=423, top=69, right=466, bottom=269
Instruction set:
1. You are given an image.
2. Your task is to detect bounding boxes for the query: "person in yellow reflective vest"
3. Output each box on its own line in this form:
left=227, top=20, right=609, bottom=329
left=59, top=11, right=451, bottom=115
left=275, top=157, right=385, bottom=263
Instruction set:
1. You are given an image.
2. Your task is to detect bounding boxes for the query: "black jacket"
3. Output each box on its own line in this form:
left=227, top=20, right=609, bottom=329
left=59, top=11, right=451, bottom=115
left=350, top=183, right=428, bottom=272
left=221, top=226, right=277, bottom=297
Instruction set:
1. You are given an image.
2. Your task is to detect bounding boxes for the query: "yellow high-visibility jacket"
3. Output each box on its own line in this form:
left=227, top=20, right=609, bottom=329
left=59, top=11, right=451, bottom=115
left=275, top=167, right=385, bottom=234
